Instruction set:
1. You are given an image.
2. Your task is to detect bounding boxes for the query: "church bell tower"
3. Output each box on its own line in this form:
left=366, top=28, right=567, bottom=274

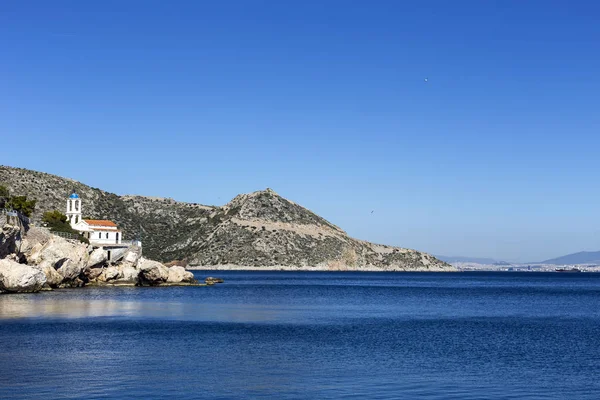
left=66, top=190, right=82, bottom=227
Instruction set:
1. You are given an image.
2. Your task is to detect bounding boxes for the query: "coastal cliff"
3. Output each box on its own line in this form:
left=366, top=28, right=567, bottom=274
left=0, top=166, right=454, bottom=272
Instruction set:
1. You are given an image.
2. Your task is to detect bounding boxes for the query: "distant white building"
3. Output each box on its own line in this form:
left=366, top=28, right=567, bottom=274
left=67, top=190, right=123, bottom=245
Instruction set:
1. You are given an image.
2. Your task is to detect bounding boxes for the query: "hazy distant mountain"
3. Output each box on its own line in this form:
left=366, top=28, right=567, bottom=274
left=541, top=251, right=600, bottom=265
left=435, top=255, right=510, bottom=265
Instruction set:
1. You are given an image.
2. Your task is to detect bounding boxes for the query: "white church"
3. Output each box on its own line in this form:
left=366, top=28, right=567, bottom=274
left=66, top=191, right=123, bottom=245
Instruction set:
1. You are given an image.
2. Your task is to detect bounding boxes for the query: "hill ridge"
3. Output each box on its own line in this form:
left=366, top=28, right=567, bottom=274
left=0, top=165, right=453, bottom=271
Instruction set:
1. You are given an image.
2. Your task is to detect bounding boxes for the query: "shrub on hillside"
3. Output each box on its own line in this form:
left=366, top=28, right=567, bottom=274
left=0, top=185, right=9, bottom=208
left=8, top=195, right=36, bottom=217
left=42, top=210, right=69, bottom=228
left=42, top=210, right=88, bottom=245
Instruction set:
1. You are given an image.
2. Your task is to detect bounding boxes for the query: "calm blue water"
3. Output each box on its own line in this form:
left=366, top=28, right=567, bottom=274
left=1, top=271, right=599, bottom=399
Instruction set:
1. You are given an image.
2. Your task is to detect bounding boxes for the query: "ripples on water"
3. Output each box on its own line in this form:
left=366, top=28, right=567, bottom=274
left=0, top=271, right=599, bottom=399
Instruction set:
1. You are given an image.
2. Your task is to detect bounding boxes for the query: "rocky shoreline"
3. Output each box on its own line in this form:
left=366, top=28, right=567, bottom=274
left=0, top=222, right=201, bottom=294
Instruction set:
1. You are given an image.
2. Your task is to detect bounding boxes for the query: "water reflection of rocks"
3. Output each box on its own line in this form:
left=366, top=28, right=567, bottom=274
left=0, top=297, right=282, bottom=323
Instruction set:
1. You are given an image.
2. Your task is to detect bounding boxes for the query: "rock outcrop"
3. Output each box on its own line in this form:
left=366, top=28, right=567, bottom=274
left=138, top=258, right=170, bottom=285
left=120, top=266, right=139, bottom=282
left=0, top=166, right=454, bottom=272
left=205, top=277, right=224, bottom=285
left=87, top=248, right=108, bottom=268
left=0, top=222, right=199, bottom=293
left=15, top=225, right=90, bottom=288
left=0, top=259, right=47, bottom=293
left=28, top=238, right=89, bottom=271
left=83, top=248, right=195, bottom=286
left=0, top=224, right=21, bottom=259
left=38, top=260, right=63, bottom=287
left=167, top=266, right=196, bottom=284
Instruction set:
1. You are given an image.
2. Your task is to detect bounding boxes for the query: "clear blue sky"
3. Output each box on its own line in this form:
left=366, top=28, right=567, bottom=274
left=1, top=1, right=599, bottom=262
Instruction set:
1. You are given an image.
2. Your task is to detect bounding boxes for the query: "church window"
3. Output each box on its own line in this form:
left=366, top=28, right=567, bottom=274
left=69, top=201, right=72, bottom=211
left=106, top=233, right=109, bottom=239
left=98, top=232, right=102, bottom=239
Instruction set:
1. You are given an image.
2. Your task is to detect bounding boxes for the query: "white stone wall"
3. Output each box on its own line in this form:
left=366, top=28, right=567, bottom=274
left=87, top=230, right=122, bottom=245
left=73, top=220, right=91, bottom=232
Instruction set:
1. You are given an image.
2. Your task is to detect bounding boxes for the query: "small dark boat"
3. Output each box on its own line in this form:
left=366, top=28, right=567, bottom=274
left=555, top=268, right=582, bottom=273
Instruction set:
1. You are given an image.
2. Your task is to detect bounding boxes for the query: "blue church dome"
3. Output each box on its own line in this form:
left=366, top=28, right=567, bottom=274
left=69, top=192, right=80, bottom=199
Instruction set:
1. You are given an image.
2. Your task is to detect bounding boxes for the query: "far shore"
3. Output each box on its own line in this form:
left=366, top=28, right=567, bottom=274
left=187, top=264, right=457, bottom=272
left=188, top=265, right=600, bottom=273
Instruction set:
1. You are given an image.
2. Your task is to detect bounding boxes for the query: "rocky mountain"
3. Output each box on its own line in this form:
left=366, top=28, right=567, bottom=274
left=540, top=251, right=600, bottom=265
left=0, top=166, right=453, bottom=271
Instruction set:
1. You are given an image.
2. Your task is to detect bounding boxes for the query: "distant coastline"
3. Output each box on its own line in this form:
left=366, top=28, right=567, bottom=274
left=187, top=264, right=599, bottom=273
left=451, top=262, right=600, bottom=273
left=187, top=264, right=456, bottom=272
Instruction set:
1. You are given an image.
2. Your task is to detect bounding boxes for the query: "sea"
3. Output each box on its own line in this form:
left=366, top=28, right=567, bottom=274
left=0, top=271, right=599, bottom=399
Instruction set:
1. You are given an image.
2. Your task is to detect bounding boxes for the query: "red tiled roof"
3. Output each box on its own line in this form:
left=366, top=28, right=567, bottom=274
left=84, top=219, right=118, bottom=227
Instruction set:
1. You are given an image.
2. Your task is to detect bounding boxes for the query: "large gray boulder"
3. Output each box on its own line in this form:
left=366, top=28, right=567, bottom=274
left=20, top=229, right=90, bottom=287
left=121, top=266, right=139, bottom=282
left=56, top=259, right=85, bottom=281
left=20, top=226, right=52, bottom=256
left=86, top=267, right=104, bottom=281
left=36, top=260, right=63, bottom=288
left=167, top=266, right=196, bottom=283
left=138, top=258, right=169, bottom=285
left=0, top=259, right=47, bottom=293
left=87, top=248, right=108, bottom=268
left=28, top=236, right=89, bottom=269
left=101, top=266, right=121, bottom=282
left=89, top=264, right=139, bottom=285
